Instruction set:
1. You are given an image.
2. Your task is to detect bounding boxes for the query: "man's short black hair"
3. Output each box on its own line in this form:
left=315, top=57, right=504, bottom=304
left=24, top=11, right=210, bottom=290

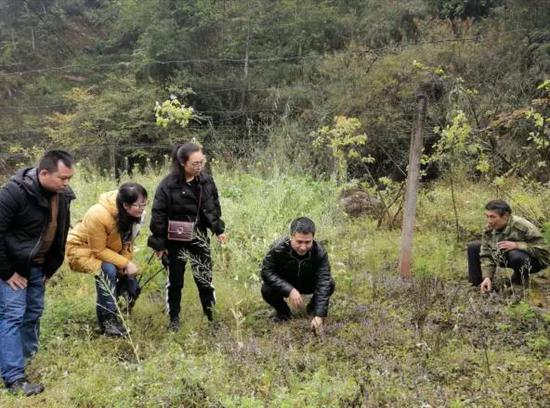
left=290, top=217, right=316, bottom=236
left=485, top=199, right=512, bottom=216
left=38, top=150, right=74, bottom=172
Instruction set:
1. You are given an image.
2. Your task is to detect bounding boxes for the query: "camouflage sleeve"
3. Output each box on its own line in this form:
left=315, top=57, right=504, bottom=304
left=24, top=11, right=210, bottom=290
left=479, top=235, right=496, bottom=279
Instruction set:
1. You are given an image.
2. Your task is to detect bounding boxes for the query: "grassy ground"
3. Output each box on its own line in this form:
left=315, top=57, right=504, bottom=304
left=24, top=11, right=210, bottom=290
left=1, top=166, right=549, bottom=407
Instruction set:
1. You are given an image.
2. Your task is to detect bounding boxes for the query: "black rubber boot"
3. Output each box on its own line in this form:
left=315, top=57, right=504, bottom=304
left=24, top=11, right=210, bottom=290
left=103, top=317, right=128, bottom=337
left=205, top=305, right=215, bottom=322
left=168, top=316, right=181, bottom=332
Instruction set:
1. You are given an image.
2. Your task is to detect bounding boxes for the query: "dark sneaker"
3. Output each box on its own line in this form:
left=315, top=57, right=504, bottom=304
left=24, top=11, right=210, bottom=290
left=270, top=312, right=291, bottom=323
left=168, top=317, right=181, bottom=332
left=103, top=318, right=128, bottom=338
left=8, top=379, right=44, bottom=396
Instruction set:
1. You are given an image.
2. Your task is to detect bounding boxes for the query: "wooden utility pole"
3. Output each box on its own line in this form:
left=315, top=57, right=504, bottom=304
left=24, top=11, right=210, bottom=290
left=399, top=92, right=428, bottom=278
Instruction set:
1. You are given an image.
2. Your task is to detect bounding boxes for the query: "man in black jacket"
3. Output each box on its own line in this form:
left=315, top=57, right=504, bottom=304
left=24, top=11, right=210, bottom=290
left=0, top=150, right=75, bottom=396
left=261, top=217, right=335, bottom=333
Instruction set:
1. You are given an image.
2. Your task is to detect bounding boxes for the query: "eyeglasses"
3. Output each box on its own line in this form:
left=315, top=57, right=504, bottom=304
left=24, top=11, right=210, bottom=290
left=131, top=202, right=148, bottom=209
left=189, top=160, right=206, bottom=167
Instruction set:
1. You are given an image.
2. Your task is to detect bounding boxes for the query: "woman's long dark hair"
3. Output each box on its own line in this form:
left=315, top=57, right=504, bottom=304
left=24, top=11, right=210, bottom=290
left=171, top=142, right=202, bottom=179
left=116, top=182, right=148, bottom=237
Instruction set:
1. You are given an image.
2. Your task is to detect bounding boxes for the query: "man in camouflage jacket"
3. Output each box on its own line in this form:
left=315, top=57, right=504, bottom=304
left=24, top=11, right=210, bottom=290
left=467, top=200, right=549, bottom=292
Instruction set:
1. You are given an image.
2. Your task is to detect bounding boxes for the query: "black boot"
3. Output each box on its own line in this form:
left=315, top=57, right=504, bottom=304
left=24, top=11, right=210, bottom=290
left=270, top=312, right=291, bottom=323
left=8, top=379, right=44, bottom=396
left=205, top=306, right=215, bottom=322
left=98, top=318, right=106, bottom=334
left=97, top=308, right=106, bottom=334
left=168, top=316, right=181, bottom=332
left=103, top=316, right=128, bottom=337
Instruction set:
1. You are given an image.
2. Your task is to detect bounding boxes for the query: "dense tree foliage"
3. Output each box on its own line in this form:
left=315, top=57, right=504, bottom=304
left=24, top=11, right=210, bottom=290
left=0, top=0, right=548, bottom=181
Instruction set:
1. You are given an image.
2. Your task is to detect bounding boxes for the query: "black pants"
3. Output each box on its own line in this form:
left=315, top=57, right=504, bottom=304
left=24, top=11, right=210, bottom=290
left=166, top=236, right=215, bottom=320
left=261, top=280, right=335, bottom=317
left=467, top=241, right=544, bottom=286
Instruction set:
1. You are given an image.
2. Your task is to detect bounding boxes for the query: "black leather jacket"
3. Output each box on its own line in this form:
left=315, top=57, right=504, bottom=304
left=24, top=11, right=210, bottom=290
left=261, top=237, right=333, bottom=317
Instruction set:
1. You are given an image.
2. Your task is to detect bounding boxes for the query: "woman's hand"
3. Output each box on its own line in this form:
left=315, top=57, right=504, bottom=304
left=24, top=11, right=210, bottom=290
left=125, top=261, right=139, bottom=277
left=155, top=249, right=168, bottom=259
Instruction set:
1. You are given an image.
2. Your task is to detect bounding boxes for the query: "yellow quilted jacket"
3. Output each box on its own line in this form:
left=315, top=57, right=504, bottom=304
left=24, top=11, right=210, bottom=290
left=66, top=191, right=132, bottom=275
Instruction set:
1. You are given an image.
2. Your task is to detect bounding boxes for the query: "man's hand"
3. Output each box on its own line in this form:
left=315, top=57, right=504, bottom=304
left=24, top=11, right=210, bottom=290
left=7, top=272, right=27, bottom=290
left=480, top=277, right=492, bottom=293
left=310, top=316, right=323, bottom=335
left=216, top=233, right=228, bottom=244
left=288, top=288, right=304, bottom=309
left=124, top=261, right=139, bottom=277
left=496, top=241, right=518, bottom=251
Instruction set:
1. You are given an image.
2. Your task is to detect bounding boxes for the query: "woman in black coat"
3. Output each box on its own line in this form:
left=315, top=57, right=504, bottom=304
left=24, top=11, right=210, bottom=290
left=148, top=143, right=227, bottom=331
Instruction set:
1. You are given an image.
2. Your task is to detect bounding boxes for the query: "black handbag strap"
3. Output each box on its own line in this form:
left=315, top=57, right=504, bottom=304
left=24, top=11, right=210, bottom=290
left=196, top=181, right=203, bottom=222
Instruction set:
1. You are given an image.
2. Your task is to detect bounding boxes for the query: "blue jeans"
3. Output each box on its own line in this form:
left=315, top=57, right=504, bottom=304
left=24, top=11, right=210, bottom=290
left=95, top=263, right=139, bottom=326
left=0, top=267, right=45, bottom=386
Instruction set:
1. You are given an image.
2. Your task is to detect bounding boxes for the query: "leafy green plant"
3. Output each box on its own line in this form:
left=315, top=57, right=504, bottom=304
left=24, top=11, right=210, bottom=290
left=154, top=95, right=197, bottom=129
left=313, top=116, right=373, bottom=184
left=427, top=110, right=481, bottom=240
left=507, top=301, right=536, bottom=321
left=526, top=332, right=550, bottom=354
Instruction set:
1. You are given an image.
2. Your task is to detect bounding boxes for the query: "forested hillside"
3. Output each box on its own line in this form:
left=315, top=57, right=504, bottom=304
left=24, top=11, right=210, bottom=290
left=1, top=0, right=549, bottom=181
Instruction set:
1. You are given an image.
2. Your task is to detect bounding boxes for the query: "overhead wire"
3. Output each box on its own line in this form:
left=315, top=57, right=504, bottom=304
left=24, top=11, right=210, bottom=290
left=0, top=29, right=538, bottom=76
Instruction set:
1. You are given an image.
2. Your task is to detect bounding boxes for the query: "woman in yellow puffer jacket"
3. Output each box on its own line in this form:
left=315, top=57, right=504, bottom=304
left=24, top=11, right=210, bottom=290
left=66, top=182, right=147, bottom=337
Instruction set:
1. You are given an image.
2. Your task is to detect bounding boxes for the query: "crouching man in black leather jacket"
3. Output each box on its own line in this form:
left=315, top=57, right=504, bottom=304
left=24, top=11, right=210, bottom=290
left=261, top=217, right=335, bottom=333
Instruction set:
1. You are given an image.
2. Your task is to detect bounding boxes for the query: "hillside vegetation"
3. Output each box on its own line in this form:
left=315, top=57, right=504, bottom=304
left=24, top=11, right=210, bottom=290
left=1, top=166, right=549, bottom=407
left=1, top=0, right=549, bottom=183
